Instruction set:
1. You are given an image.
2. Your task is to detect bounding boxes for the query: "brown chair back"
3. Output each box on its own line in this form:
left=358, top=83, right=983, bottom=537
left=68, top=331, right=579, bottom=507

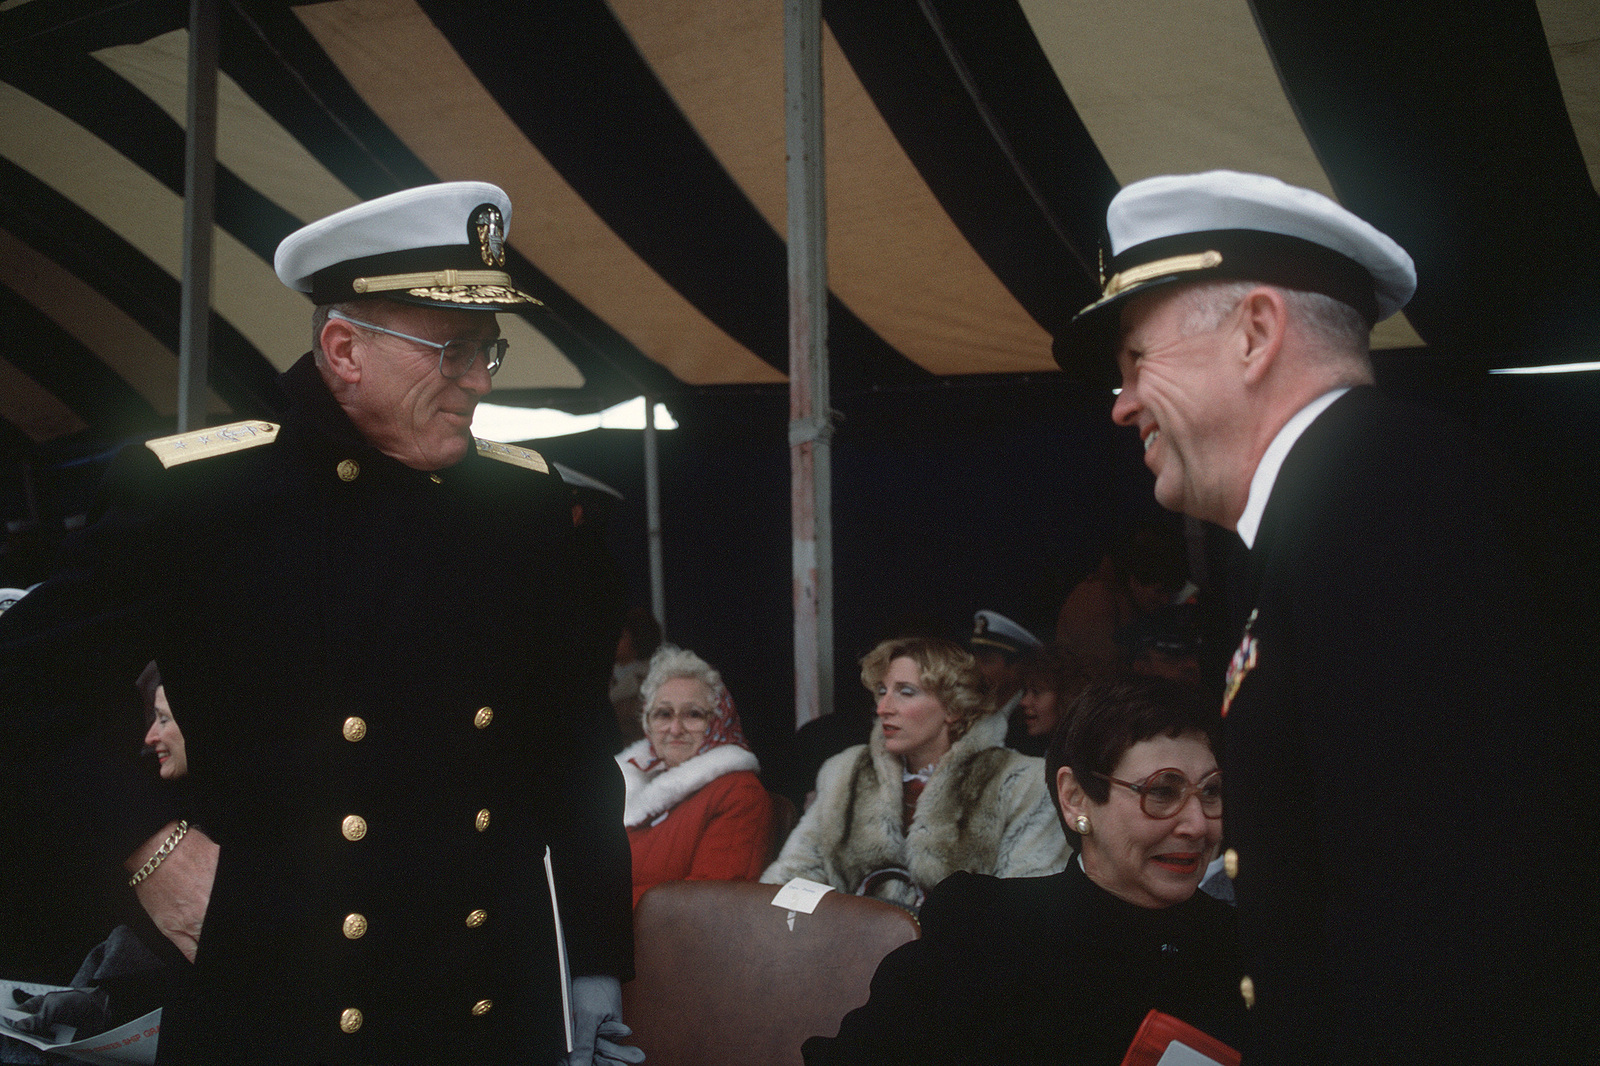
left=623, top=880, right=920, bottom=1066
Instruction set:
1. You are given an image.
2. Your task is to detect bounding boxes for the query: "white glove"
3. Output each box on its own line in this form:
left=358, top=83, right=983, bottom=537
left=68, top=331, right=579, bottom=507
left=565, top=974, right=644, bottom=1066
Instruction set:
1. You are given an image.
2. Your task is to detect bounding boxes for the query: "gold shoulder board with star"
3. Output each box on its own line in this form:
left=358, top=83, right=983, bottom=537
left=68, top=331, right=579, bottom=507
left=474, top=438, right=549, bottom=474
left=144, top=421, right=281, bottom=470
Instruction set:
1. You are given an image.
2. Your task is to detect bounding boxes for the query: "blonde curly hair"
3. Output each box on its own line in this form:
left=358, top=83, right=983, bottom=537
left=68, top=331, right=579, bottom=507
left=859, top=636, right=994, bottom=742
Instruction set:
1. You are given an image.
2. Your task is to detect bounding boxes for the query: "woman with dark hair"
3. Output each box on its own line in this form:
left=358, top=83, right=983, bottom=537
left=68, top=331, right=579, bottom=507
left=802, top=677, right=1245, bottom=1065
left=138, top=661, right=189, bottom=781
left=762, top=637, right=1067, bottom=914
left=1010, top=645, right=1092, bottom=756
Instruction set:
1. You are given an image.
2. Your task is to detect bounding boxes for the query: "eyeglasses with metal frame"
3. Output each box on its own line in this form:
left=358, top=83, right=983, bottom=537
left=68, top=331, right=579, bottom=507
left=1093, top=767, right=1222, bottom=819
left=647, top=706, right=712, bottom=729
left=327, top=309, right=507, bottom=379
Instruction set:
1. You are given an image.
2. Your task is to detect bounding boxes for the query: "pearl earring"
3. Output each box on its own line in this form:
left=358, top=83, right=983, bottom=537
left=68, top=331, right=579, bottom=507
left=1074, top=815, right=1092, bottom=835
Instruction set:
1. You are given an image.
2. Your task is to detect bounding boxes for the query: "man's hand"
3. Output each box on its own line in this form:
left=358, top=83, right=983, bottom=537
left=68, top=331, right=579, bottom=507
left=124, top=821, right=218, bottom=962
left=565, top=975, right=644, bottom=1066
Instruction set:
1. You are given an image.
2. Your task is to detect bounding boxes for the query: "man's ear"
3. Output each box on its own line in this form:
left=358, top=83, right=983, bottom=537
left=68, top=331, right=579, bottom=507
left=319, top=315, right=363, bottom=385
left=1056, top=766, right=1088, bottom=822
left=1236, top=286, right=1288, bottom=387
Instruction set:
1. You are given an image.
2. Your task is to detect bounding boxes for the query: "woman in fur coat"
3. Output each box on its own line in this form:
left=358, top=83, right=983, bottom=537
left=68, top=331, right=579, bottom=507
left=616, top=646, right=774, bottom=905
left=763, top=637, right=1070, bottom=913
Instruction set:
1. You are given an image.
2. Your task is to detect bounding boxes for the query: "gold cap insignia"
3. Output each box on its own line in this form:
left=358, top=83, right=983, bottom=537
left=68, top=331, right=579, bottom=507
left=471, top=203, right=506, bottom=268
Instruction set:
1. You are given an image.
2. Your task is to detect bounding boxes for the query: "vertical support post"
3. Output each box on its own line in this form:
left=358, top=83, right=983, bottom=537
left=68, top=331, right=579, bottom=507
left=177, top=0, right=219, bottom=432
left=785, top=0, right=833, bottom=728
left=643, top=394, right=666, bottom=636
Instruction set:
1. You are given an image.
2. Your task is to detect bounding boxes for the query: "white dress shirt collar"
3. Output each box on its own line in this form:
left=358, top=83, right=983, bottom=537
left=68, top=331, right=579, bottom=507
left=1235, top=388, right=1349, bottom=548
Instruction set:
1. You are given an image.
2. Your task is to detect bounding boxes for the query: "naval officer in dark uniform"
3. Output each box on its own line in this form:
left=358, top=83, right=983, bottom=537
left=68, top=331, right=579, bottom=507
left=1055, top=171, right=1595, bottom=1063
left=0, top=183, right=639, bottom=1065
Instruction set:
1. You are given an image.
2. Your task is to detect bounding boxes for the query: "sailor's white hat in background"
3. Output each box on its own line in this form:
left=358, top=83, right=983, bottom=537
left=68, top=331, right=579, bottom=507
left=1055, top=170, right=1416, bottom=372
left=969, top=610, right=1043, bottom=657
left=274, top=181, right=541, bottom=311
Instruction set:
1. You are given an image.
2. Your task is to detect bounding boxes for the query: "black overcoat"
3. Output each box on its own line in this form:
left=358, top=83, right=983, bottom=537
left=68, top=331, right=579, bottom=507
left=1222, top=385, right=1596, bottom=1063
left=0, top=355, right=633, bottom=1065
left=803, top=862, right=1245, bottom=1066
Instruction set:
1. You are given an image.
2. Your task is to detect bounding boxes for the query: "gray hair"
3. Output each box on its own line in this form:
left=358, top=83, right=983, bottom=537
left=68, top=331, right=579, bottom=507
left=640, top=645, right=726, bottom=720
left=1176, top=280, right=1373, bottom=371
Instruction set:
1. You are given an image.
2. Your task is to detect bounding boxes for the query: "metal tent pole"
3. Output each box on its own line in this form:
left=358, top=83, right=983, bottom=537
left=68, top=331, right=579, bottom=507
left=177, top=0, right=219, bottom=431
left=785, top=0, right=833, bottom=728
left=643, top=394, right=666, bottom=636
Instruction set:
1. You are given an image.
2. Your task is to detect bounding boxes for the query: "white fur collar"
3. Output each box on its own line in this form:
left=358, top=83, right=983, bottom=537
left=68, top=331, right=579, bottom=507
left=616, top=739, right=760, bottom=827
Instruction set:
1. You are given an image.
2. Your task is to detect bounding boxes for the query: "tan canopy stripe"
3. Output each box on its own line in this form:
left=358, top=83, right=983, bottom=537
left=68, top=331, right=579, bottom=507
left=297, top=0, right=783, bottom=386
left=1536, top=1, right=1599, bottom=194
left=609, top=0, right=1056, bottom=375
left=92, top=29, right=583, bottom=390
left=1018, top=0, right=1423, bottom=350
left=0, top=227, right=230, bottom=418
left=0, top=79, right=314, bottom=371
left=0, top=357, right=87, bottom=443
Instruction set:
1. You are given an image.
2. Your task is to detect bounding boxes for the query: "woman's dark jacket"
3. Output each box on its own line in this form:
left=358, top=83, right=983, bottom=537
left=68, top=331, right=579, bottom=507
left=804, top=860, right=1244, bottom=1065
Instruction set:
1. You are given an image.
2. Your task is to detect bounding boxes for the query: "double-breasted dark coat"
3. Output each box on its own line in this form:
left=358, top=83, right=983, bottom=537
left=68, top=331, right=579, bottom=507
left=0, top=354, right=633, bottom=1065
left=1222, top=385, right=1596, bottom=1063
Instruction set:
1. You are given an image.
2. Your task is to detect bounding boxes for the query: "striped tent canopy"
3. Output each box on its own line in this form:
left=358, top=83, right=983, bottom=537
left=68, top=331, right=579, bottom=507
left=1, top=0, right=1597, bottom=456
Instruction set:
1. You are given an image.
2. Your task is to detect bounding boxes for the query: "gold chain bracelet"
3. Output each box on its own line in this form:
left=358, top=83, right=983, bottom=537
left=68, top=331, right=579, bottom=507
left=128, top=820, right=189, bottom=887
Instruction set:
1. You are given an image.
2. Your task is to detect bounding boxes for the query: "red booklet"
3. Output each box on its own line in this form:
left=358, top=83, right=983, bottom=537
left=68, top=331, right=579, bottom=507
left=1120, top=1009, right=1241, bottom=1066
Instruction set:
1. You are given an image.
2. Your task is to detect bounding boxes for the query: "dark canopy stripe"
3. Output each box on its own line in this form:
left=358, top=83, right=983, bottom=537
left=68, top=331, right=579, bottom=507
left=923, top=0, right=1119, bottom=281
left=224, top=0, right=438, bottom=201
left=825, top=0, right=1115, bottom=338
left=229, top=0, right=710, bottom=403
left=1253, top=0, right=1600, bottom=359
left=0, top=283, right=153, bottom=443
left=419, top=0, right=930, bottom=394
left=4, top=1, right=683, bottom=414
left=0, top=159, right=283, bottom=429
left=0, top=0, right=181, bottom=55
left=3, top=45, right=303, bottom=271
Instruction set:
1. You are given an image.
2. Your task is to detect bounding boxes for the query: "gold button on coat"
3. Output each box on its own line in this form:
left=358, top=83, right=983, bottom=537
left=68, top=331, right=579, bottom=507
left=336, top=459, right=360, bottom=482
left=465, top=909, right=488, bottom=929
left=1224, top=848, right=1239, bottom=879
left=342, top=716, right=367, bottom=742
left=340, top=1008, right=363, bottom=1033
left=429, top=473, right=443, bottom=484
left=1240, top=975, right=1256, bottom=1008
left=342, top=913, right=368, bottom=939
left=341, top=815, right=368, bottom=841
left=474, top=707, right=494, bottom=729
left=475, top=809, right=491, bottom=832
left=471, top=999, right=493, bottom=1017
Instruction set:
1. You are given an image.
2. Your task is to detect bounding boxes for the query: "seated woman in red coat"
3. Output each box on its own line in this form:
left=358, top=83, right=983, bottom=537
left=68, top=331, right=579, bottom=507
left=616, top=645, right=775, bottom=905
